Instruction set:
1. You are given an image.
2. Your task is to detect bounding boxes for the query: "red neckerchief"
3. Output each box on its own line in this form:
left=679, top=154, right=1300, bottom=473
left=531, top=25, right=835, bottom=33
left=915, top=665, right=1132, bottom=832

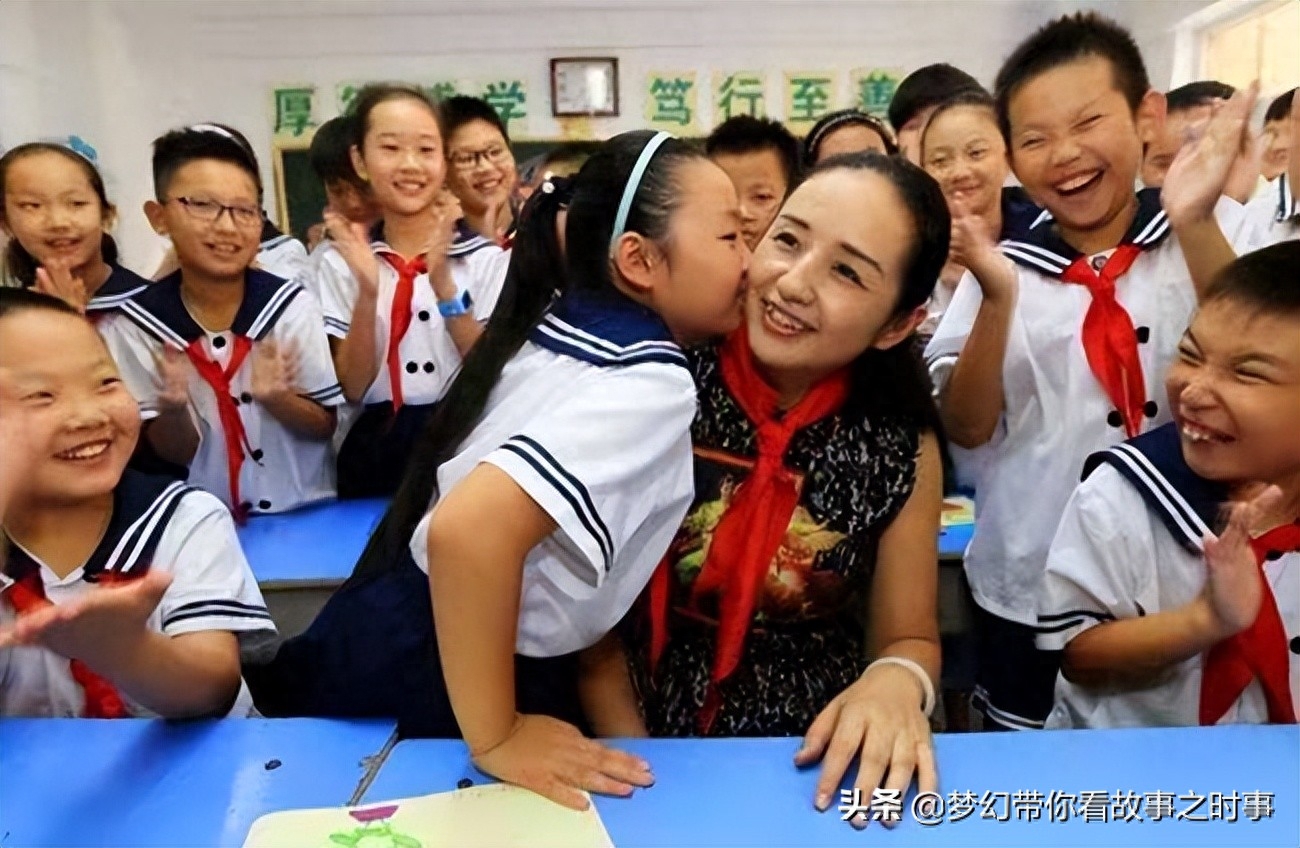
left=377, top=252, right=427, bottom=413
left=649, top=329, right=849, bottom=734
left=1060, top=245, right=1146, bottom=438
left=3, top=569, right=130, bottom=718
left=1199, top=522, right=1300, bottom=725
left=184, top=337, right=255, bottom=524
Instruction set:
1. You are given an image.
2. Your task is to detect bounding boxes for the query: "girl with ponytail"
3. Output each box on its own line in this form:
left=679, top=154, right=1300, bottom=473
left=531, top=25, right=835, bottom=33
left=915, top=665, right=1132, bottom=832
left=250, top=130, right=751, bottom=810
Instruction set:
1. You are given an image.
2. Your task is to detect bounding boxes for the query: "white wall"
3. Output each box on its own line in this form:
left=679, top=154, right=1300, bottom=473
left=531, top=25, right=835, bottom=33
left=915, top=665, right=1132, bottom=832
left=0, top=0, right=1215, bottom=270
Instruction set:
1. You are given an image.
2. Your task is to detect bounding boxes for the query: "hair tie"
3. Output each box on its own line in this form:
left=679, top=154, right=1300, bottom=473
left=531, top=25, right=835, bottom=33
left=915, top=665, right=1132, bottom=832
left=610, top=131, right=673, bottom=250
left=188, top=123, right=238, bottom=142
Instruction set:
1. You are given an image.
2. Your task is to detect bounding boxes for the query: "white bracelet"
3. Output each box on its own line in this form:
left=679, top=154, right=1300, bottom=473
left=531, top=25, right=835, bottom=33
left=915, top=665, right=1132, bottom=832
left=868, top=656, right=936, bottom=717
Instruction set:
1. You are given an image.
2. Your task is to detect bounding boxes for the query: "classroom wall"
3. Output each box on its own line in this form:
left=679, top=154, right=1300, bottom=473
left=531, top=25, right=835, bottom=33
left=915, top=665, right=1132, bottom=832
left=0, top=0, right=1216, bottom=271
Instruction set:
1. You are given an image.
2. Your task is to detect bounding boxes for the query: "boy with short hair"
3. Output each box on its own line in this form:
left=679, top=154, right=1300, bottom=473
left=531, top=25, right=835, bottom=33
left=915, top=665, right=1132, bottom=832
left=1259, top=88, right=1296, bottom=184
left=1141, top=80, right=1235, bottom=191
left=1037, top=242, right=1300, bottom=728
left=704, top=116, right=801, bottom=251
left=99, top=126, right=343, bottom=519
left=926, top=12, right=1257, bottom=730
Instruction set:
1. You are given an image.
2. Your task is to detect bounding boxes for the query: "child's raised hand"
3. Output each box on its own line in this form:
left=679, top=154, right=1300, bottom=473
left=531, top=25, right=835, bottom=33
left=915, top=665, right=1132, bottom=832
left=423, top=203, right=460, bottom=301
left=471, top=712, right=654, bottom=811
left=250, top=340, right=300, bottom=404
left=324, top=210, right=379, bottom=299
left=1163, top=80, right=1260, bottom=227
left=0, top=570, right=171, bottom=658
left=950, top=197, right=1014, bottom=303
left=1200, top=484, right=1282, bottom=640
left=155, top=347, right=191, bottom=411
left=34, top=260, right=88, bottom=313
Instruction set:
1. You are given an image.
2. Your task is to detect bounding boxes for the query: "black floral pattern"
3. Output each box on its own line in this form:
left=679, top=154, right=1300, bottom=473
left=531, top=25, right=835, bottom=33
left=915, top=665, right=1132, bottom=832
left=630, top=343, right=921, bottom=737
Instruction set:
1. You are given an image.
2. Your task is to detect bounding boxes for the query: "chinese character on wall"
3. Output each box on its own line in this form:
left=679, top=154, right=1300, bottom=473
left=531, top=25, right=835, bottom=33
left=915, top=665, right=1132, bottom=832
left=481, top=80, right=528, bottom=130
left=273, top=86, right=316, bottom=137
left=714, top=71, right=766, bottom=121
left=784, top=72, right=834, bottom=129
left=645, top=73, right=698, bottom=131
left=852, top=68, right=903, bottom=118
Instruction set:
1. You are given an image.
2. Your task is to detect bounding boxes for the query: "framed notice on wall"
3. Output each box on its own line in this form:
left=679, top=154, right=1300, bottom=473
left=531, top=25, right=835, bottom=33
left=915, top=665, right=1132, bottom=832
left=550, top=57, right=619, bottom=117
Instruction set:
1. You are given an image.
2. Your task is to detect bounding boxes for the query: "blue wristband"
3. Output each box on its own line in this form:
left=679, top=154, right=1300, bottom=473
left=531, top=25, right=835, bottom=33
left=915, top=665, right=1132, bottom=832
left=437, top=289, right=473, bottom=318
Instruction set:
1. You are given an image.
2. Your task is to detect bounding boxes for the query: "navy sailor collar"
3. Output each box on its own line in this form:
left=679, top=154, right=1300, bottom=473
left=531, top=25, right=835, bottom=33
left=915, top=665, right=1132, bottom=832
left=367, top=218, right=496, bottom=260
left=1, top=471, right=194, bottom=587
left=85, top=263, right=150, bottom=315
left=1275, top=174, right=1297, bottom=223
left=530, top=289, right=688, bottom=370
left=119, top=269, right=302, bottom=349
left=1082, top=422, right=1227, bottom=554
left=1000, top=187, right=1171, bottom=277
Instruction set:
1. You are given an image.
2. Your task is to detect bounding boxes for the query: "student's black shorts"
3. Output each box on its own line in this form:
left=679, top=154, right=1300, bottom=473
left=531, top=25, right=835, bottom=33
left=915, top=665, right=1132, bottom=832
left=971, top=603, right=1062, bottom=731
left=245, top=553, right=585, bottom=739
left=336, top=401, right=438, bottom=499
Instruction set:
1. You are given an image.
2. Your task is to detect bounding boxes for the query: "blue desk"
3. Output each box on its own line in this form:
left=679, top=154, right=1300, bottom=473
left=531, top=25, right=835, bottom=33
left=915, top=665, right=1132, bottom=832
left=938, top=521, right=972, bottom=562
left=0, top=718, right=395, bottom=847
left=360, top=725, right=1298, bottom=847
left=237, top=498, right=386, bottom=585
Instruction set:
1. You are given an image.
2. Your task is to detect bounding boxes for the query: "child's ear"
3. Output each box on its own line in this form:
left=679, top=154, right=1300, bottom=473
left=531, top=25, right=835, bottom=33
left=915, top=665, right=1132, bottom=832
left=103, top=203, right=119, bottom=232
left=1136, top=89, right=1167, bottom=148
left=143, top=200, right=168, bottom=237
left=611, top=232, right=662, bottom=296
left=870, top=304, right=928, bottom=351
left=350, top=146, right=369, bottom=183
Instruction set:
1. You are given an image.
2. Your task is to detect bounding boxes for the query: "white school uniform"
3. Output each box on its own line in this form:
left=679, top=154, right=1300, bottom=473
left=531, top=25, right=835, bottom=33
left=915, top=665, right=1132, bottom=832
left=257, top=232, right=311, bottom=287
left=1243, top=173, right=1299, bottom=250
left=925, top=190, right=1255, bottom=627
left=0, top=471, right=276, bottom=717
left=316, top=223, right=511, bottom=407
left=98, top=270, right=344, bottom=515
left=1037, top=428, right=1299, bottom=729
left=407, top=290, right=698, bottom=658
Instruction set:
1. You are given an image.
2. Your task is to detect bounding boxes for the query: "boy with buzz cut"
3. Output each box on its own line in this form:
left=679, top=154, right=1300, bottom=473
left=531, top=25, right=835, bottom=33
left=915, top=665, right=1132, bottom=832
left=98, top=125, right=343, bottom=520
left=1037, top=242, right=1300, bottom=728
left=926, top=11, right=1259, bottom=731
left=1141, top=80, right=1235, bottom=191
left=704, top=115, right=801, bottom=251
left=307, top=115, right=380, bottom=276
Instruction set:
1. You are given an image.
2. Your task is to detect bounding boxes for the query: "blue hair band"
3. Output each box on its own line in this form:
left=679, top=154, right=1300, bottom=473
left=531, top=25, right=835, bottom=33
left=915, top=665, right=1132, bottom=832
left=609, top=131, right=673, bottom=250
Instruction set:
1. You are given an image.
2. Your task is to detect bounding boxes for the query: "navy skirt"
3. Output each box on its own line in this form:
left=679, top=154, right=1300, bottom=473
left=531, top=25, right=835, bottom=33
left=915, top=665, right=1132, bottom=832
left=336, top=401, right=438, bottom=499
left=245, top=554, right=585, bottom=738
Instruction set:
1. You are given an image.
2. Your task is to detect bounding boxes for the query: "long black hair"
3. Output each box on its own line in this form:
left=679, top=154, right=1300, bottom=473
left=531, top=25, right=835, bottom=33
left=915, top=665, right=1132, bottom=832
left=0, top=143, right=119, bottom=286
left=349, top=130, right=706, bottom=580
left=803, top=151, right=950, bottom=437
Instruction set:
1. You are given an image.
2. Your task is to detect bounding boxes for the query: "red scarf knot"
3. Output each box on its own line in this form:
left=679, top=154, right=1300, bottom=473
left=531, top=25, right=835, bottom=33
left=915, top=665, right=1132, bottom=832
left=378, top=252, right=428, bottom=413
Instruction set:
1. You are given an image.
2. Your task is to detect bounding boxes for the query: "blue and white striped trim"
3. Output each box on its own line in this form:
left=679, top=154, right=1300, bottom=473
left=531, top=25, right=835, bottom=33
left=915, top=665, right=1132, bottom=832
left=1278, top=175, right=1297, bottom=223
left=260, top=234, right=294, bottom=252
left=448, top=234, right=495, bottom=257
left=1102, top=442, right=1211, bottom=551
left=971, top=685, right=1046, bottom=730
left=1036, top=607, right=1116, bottom=635
left=101, top=481, right=193, bottom=575
left=301, top=383, right=345, bottom=404
left=1130, top=210, right=1170, bottom=246
left=120, top=300, right=188, bottom=349
left=533, top=314, right=687, bottom=368
left=247, top=281, right=303, bottom=340
left=85, top=285, right=148, bottom=313
left=999, top=239, right=1070, bottom=275
left=497, top=434, right=613, bottom=572
left=323, top=315, right=350, bottom=336
left=1028, top=208, right=1054, bottom=230
left=163, top=598, right=274, bottom=629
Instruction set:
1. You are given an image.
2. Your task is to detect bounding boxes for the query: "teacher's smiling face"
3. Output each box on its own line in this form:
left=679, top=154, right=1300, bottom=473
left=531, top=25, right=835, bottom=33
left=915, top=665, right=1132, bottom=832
left=744, top=166, right=926, bottom=393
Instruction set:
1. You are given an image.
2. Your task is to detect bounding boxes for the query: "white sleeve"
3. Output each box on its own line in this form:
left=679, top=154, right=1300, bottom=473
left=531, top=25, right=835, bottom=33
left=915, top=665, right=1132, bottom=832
left=275, top=293, right=344, bottom=407
left=1212, top=195, right=1257, bottom=253
left=98, top=313, right=164, bottom=417
left=1036, top=465, right=1157, bottom=650
left=923, top=269, right=983, bottom=393
left=465, top=247, right=512, bottom=321
left=316, top=247, right=360, bottom=339
left=155, top=491, right=276, bottom=642
left=482, top=366, right=696, bottom=588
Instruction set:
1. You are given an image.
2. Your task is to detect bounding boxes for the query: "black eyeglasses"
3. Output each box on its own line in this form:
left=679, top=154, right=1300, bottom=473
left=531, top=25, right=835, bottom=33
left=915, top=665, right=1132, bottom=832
left=168, top=196, right=263, bottom=229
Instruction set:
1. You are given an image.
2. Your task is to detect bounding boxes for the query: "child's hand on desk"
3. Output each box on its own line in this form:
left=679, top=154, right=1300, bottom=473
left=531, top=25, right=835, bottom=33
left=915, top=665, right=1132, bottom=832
left=472, top=712, right=654, bottom=812
left=0, top=570, right=171, bottom=660
left=324, top=211, right=380, bottom=299
left=34, top=259, right=88, bottom=314
left=795, top=662, right=937, bottom=829
left=1199, top=484, right=1281, bottom=640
